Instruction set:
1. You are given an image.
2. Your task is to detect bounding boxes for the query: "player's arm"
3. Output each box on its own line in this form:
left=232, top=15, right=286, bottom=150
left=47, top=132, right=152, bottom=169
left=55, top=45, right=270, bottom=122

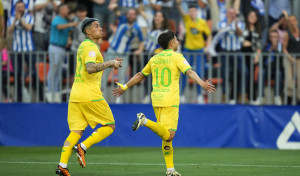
left=185, top=69, right=215, bottom=93
left=86, top=57, right=123, bottom=74
left=176, top=0, right=185, bottom=17
left=112, top=72, right=146, bottom=97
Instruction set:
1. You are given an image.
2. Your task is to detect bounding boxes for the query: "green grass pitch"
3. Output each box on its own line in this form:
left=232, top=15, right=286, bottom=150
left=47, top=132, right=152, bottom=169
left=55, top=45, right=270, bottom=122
left=0, top=147, right=299, bottom=176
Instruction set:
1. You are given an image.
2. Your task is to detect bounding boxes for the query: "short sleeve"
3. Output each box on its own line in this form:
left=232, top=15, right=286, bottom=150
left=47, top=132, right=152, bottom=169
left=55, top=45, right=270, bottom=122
left=141, top=60, right=151, bottom=76
left=84, top=44, right=99, bottom=64
left=238, top=21, right=245, bottom=30
left=137, top=27, right=144, bottom=41
left=26, top=14, right=34, bottom=25
left=183, top=15, right=189, bottom=23
left=176, top=54, right=192, bottom=74
left=202, top=20, right=211, bottom=36
left=7, top=16, right=14, bottom=27
left=51, top=17, right=60, bottom=27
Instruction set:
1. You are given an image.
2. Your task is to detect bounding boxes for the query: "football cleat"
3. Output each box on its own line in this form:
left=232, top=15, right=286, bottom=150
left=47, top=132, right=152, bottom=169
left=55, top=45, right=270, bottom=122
left=56, top=165, right=71, bottom=176
left=166, top=170, right=181, bottom=176
left=132, top=113, right=146, bottom=131
left=73, top=144, right=86, bottom=168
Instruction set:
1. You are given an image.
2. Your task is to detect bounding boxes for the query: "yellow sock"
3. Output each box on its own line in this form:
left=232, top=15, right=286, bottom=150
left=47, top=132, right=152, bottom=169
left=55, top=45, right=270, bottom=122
left=145, top=120, right=170, bottom=140
left=162, top=140, right=174, bottom=169
left=82, top=126, right=113, bottom=150
left=59, top=132, right=81, bottom=165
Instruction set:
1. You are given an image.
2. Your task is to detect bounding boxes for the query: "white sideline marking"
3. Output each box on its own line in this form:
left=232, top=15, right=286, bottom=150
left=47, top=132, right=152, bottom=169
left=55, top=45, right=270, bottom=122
left=0, top=161, right=299, bottom=168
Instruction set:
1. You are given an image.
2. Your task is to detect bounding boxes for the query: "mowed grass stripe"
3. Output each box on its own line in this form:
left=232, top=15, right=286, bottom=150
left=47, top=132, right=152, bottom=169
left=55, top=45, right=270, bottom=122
left=1, top=161, right=300, bottom=168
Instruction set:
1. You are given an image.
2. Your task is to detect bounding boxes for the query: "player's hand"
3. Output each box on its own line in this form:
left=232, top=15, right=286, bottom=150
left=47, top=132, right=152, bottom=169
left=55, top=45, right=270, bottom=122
left=202, top=78, right=216, bottom=93
left=113, top=57, right=124, bottom=69
left=112, top=82, right=126, bottom=97
left=15, top=12, right=21, bottom=20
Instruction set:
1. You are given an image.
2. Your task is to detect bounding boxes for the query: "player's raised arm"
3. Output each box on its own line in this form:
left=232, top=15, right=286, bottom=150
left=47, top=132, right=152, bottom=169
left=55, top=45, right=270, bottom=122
left=185, top=69, right=216, bottom=93
left=112, top=72, right=146, bottom=97
left=86, top=57, right=123, bottom=74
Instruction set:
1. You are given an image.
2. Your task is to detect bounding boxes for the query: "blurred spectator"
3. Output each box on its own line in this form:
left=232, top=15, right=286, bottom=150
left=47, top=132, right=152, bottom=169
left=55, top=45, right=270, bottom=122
left=0, top=1, right=5, bottom=38
left=10, top=0, right=34, bottom=16
left=269, top=11, right=289, bottom=45
left=283, top=15, right=300, bottom=105
left=240, top=0, right=266, bottom=45
left=144, top=11, right=168, bottom=54
left=209, top=0, right=240, bottom=32
left=137, top=0, right=153, bottom=38
left=34, top=0, right=60, bottom=52
left=177, top=0, right=212, bottom=104
left=69, top=5, right=87, bottom=75
left=142, top=10, right=168, bottom=103
left=241, top=0, right=265, bottom=27
left=217, top=8, right=244, bottom=104
left=262, top=30, right=284, bottom=105
left=182, top=0, right=209, bottom=20
left=2, top=0, right=9, bottom=37
left=149, top=0, right=180, bottom=32
left=7, top=0, right=36, bottom=102
left=268, top=0, right=291, bottom=27
left=91, top=0, right=116, bottom=39
left=47, top=4, right=77, bottom=103
left=0, top=37, right=13, bottom=102
left=71, top=5, right=87, bottom=51
left=241, top=10, right=262, bottom=104
left=102, top=8, right=144, bottom=103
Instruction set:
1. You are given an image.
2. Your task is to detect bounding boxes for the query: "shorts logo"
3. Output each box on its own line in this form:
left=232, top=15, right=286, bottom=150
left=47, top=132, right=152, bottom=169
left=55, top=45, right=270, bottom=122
left=89, top=51, right=96, bottom=57
left=164, top=146, right=170, bottom=150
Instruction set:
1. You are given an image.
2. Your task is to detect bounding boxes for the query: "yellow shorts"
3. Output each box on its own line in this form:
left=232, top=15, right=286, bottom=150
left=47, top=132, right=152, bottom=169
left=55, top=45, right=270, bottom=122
left=68, top=100, right=115, bottom=131
left=153, top=106, right=179, bottom=131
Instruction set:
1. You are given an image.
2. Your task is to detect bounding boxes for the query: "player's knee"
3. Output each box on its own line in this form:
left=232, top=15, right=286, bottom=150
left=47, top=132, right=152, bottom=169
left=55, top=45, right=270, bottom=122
left=108, top=124, right=116, bottom=131
left=63, top=140, right=71, bottom=146
left=72, top=130, right=84, bottom=136
left=166, top=130, right=176, bottom=142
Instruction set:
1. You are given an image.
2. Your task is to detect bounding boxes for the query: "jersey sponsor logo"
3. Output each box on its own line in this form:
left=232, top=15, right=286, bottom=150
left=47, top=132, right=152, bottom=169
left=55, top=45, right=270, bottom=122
left=153, top=88, right=170, bottom=92
left=89, top=51, right=96, bottom=57
left=277, top=111, right=300, bottom=150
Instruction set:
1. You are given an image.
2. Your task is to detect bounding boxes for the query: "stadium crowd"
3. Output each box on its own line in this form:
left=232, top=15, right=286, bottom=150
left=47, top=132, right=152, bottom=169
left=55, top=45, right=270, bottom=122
left=0, top=0, right=300, bottom=105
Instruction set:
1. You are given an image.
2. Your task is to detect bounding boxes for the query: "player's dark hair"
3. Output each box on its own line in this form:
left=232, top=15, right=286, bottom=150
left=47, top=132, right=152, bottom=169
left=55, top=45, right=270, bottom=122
left=188, top=5, right=197, bottom=9
left=76, top=4, right=87, bottom=12
left=58, top=3, right=68, bottom=12
left=15, top=0, right=25, bottom=7
left=158, top=31, right=175, bottom=50
left=152, top=11, right=168, bottom=30
left=81, top=17, right=99, bottom=34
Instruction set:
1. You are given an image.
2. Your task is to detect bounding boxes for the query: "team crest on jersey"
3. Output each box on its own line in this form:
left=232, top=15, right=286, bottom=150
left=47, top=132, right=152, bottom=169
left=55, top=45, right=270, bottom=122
left=89, top=51, right=96, bottom=57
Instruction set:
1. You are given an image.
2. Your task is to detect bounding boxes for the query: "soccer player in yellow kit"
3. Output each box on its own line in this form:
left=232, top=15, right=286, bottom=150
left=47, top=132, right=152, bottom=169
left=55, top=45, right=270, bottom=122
left=113, top=31, right=215, bottom=176
left=55, top=17, right=123, bottom=176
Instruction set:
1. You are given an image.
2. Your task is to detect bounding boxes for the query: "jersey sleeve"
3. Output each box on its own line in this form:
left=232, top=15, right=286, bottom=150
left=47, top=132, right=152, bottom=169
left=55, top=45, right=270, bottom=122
left=176, top=54, right=192, bottom=74
left=183, top=15, right=189, bottom=23
left=141, top=60, right=151, bottom=76
left=202, top=20, right=211, bottom=36
left=84, top=44, right=99, bottom=64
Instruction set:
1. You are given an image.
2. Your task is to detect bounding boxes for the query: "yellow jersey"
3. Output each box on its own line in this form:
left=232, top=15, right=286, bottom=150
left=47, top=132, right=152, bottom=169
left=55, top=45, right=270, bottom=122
left=183, top=15, right=211, bottom=50
left=142, top=49, right=192, bottom=107
left=69, top=39, right=104, bottom=102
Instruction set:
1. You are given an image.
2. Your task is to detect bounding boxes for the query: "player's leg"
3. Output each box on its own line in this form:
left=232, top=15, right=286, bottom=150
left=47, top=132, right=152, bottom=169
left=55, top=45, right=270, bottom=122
left=74, top=100, right=115, bottom=167
left=56, top=130, right=83, bottom=176
left=80, top=124, right=115, bottom=150
left=159, top=107, right=181, bottom=176
left=163, top=135, right=180, bottom=176
left=132, top=110, right=170, bottom=141
left=132, top=107, right=181, bottom=175
left=56, top=102, right=88, bottom=175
